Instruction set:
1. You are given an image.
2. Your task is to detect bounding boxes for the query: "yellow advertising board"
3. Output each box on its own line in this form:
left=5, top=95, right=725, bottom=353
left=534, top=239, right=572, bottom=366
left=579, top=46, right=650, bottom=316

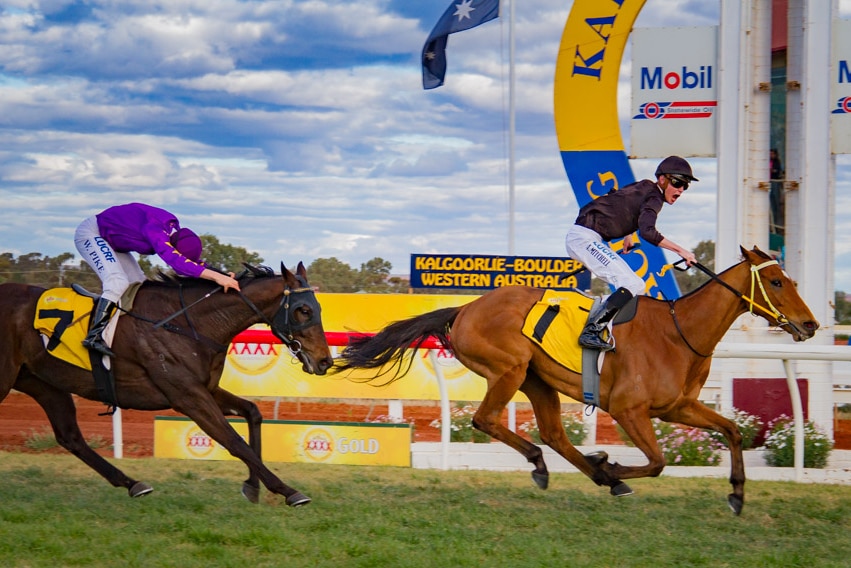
left=221, top=292, right=525, bottom=402
left=154, top=416, right=411, bottom=467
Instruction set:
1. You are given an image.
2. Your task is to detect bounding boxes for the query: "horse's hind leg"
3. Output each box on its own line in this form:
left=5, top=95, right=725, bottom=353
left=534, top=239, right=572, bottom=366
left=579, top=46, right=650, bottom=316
left=14, top=373, right=153, bottom=497
left=468, top=366, right=552, bottom=489
left=212, top=387, right=263, bottom=503
left=520, top=373, right=630, bottom=496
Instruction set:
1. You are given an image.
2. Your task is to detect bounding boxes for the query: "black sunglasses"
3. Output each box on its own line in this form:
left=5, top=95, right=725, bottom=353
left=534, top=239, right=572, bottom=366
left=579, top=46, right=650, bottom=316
left=666, top=175, right=689, bottom=190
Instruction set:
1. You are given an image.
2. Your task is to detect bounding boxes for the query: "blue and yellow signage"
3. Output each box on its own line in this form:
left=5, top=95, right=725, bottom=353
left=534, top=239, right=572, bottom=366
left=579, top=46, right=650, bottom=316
left=554, top=0, right=681, bottom=299
left=409, top=253, right=590, bottom=291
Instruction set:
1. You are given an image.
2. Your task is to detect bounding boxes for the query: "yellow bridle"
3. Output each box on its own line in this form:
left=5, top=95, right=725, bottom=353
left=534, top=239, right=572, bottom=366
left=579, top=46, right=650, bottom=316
left=658, top=258, right=789, bottom=326
left=747, top=260, right=789, bottom=324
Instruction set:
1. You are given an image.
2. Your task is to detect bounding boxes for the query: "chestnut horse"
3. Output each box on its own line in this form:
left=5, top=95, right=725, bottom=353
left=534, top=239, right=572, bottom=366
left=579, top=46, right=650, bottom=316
left=337, top=246, right=819, bottom=514
left=0, top=263, right=333, bottom=507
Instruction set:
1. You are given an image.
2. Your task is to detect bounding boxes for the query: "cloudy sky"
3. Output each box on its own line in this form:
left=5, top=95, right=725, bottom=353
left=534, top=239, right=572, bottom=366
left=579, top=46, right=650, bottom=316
left=1, top=0, right=849, bottom=293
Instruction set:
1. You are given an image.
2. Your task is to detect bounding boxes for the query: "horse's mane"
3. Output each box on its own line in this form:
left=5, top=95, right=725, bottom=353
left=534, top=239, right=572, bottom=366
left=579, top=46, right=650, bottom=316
left=142, top=265, right=276, bottom=290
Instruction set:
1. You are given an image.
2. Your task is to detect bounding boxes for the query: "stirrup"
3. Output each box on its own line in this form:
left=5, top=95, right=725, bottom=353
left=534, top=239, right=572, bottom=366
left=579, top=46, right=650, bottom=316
left=83, top=337, right=115, bottom=358
left=579, top=327, right=614, bottom=352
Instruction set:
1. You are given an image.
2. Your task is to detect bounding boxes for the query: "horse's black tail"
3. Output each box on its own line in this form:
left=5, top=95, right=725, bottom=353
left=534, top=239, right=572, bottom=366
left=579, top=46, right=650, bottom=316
left=334, top=306, right=461, bottom=384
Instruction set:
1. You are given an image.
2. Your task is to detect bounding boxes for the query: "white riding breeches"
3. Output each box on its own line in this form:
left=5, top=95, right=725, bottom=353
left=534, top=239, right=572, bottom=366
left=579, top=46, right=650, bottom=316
left=74, top=216, right=145, bottom=303
left=564, top=225, right=646, bottom=296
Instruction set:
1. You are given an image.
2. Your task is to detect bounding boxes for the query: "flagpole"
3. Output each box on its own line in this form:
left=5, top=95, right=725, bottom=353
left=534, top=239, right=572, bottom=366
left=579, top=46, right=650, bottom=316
left=506, top=0, right=517, bottom=433
left=507, top=0, right=516, bottom=256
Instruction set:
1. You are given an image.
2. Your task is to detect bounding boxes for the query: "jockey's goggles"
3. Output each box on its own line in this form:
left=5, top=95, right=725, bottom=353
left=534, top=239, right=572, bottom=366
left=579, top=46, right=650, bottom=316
left=666, top=174, right=690, bottom=190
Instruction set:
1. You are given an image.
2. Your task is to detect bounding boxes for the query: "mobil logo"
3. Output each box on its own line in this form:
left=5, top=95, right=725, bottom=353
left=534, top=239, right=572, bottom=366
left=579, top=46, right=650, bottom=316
left=640, top=65, right=713, bottom=90
left=832, top=96, right=851, bottom=114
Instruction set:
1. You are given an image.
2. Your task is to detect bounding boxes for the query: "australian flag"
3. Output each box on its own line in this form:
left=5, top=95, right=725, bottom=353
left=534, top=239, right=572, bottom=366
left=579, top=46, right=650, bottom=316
left=422, top=0, right=499, bottom=90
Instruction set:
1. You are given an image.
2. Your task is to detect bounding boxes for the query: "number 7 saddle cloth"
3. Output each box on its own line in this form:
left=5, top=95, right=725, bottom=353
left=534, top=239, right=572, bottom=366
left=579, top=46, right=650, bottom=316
left=33, top=284, right=141, bottom=370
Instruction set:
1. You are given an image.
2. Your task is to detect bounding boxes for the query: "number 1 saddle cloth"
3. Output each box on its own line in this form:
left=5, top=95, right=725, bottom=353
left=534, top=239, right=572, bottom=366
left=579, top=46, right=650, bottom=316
left=521, top=289, right=596, bottom=374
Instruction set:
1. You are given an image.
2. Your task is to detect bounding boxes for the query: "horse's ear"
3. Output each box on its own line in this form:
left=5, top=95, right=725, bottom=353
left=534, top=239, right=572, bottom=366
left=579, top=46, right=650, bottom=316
left=296, top=261, right=308, bottom=281
left=750, top=245, right=771, bottom=260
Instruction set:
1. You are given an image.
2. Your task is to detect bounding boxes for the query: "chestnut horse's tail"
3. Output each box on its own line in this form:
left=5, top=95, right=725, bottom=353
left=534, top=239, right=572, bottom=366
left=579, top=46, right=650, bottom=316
left=335, top=306, right=460, bottom=384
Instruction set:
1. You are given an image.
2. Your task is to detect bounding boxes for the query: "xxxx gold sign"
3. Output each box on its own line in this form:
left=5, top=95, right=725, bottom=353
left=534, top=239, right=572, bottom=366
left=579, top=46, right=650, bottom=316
left=226, top=339, right=281, bottom=376
left=154, top=416, right=249, bottom=461
left=154, top=417, right=411, bottom=467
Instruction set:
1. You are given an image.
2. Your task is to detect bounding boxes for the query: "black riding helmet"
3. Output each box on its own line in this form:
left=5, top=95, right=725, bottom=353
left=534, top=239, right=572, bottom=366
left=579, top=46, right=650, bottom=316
left=655, top=155, right=699, bottom=182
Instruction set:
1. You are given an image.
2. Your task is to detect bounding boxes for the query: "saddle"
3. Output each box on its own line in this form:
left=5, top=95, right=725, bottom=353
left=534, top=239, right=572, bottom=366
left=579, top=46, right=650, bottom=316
left=33, top=283, right=142, bottom=412
left=521, top=289, right=638, bottom=407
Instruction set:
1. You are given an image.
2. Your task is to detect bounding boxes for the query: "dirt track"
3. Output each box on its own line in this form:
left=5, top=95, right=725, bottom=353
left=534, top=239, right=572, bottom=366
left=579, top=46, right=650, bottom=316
left=1, top=392, right=846, bottom=458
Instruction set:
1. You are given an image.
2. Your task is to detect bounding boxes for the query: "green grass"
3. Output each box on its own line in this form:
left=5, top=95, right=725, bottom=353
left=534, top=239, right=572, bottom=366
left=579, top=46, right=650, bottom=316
left=22, top=426, right=111, bottom=452
left=0, top=452, right=849, bottom=568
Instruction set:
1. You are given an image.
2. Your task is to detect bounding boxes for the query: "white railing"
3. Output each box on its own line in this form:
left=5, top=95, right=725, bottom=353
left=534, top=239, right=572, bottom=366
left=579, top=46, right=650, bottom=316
left=713, top=343, right=851, bottom=480
left=108, top=338, right=851, bottom=483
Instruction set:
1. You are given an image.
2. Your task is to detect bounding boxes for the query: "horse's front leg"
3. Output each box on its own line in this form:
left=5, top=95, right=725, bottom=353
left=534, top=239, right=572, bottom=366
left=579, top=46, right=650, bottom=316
left=14, top=373, right=153, bottom=497
left=663, top=400, right=745, bottom=515
left=169, top=383, right=310, bottom=507
left=604, top=406, right=668, bottom=483
left=211, top=388, right=264, bottom=503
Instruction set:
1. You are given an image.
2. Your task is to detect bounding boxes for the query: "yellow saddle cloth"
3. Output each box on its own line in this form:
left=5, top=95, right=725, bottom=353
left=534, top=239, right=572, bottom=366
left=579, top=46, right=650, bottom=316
left=521, top=289, right=595, bottom=374
left=33, top=283, right=140, bottom=370
left=34, top=288, right=96, bottom=370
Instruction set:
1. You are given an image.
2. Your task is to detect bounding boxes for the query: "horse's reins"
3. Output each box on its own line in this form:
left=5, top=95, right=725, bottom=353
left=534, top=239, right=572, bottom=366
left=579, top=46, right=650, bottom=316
left=123, top=269, right=319, bottom=358
left=659, top=258, right=791, bottom=357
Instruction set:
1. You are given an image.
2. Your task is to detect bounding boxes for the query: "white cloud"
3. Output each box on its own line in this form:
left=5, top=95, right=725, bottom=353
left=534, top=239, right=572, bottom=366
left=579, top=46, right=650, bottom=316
left=0, top=0, right=848, bottom=297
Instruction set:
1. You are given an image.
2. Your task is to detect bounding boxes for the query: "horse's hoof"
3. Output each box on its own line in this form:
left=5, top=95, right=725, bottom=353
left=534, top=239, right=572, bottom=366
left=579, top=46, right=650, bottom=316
left=129, top=481, right=154, bottom=498
left=727, top=493, right=744, bottom=516
left=531, top=471, right=549, bottom=490
left=286, top=492, right=312, bottom=507
left=242, top=482, right=260, bottom=504
left=610, top=482, right=633, bottom=497
left=585, top=451, right=609, bottom=466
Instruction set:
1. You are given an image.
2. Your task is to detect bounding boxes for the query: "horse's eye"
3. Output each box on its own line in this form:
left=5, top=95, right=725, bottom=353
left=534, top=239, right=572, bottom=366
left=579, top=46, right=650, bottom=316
left=771, top=279, right=782, bottom=287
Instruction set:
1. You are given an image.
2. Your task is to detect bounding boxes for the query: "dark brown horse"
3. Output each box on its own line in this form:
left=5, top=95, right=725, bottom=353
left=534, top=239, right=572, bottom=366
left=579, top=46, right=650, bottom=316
left=337, top=246, right=819, bottom=514
left=0, top=263, right=333, bottom=506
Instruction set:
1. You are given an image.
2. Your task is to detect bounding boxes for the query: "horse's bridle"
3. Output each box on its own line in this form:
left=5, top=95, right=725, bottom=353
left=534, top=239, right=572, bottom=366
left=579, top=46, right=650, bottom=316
left=236, top=272, right=323, bottom=361
left=663, top=258, right=791, bottom=357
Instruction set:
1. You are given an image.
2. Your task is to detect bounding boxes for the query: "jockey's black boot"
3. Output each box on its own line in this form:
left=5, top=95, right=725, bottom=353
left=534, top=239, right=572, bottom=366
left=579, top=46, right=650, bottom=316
left=82, top=297, right=117, bottom=357
left=578, top=288, right=633, bottom=352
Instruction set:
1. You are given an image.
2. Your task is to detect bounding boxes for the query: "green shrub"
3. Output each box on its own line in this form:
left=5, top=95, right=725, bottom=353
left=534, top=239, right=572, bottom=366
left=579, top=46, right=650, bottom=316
left=429, top=403, right=490, bottom=443
left=762, top=415, right=833, bottom=468
left=23, top=427, right=59, bottom=451
left=657, top=426, right=724, bottom=466
left=617, top=418, right=724, bottom=466
left=519, top=411, right=587, bottom=445
left=709, top=407, right=764, bottom=450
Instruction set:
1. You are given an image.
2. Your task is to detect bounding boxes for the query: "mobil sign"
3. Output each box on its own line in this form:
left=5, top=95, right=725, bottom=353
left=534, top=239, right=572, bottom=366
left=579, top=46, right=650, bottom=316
left=631, top=26, right=718, bottom=158
left=831, top=18, right=851, bottom=155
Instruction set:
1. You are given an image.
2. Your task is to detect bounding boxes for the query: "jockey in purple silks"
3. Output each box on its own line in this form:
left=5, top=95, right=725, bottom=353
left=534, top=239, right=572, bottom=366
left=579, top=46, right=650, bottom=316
left=565, top=156, right=699, bottom=352
left=74, top=202, right=240, bottom=357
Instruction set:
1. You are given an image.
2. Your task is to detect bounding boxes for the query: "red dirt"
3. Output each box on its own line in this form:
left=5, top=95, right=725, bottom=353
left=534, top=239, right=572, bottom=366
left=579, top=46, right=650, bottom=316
left=0, top=392, right=847, bottom=458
